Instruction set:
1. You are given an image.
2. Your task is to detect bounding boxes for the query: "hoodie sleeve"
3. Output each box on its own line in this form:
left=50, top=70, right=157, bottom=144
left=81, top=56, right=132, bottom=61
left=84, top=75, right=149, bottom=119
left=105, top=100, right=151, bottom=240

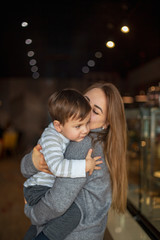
left=20, top=151, right=38, bottom=178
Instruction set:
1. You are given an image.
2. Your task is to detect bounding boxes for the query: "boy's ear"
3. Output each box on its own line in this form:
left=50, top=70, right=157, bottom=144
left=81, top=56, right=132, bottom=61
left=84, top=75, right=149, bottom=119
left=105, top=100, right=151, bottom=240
left=53, top=120, right=62, bottom=132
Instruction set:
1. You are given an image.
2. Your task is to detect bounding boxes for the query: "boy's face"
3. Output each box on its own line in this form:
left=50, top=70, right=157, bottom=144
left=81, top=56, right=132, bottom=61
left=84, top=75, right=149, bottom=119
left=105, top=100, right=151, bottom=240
left=60, top=112, right=91, bottom=142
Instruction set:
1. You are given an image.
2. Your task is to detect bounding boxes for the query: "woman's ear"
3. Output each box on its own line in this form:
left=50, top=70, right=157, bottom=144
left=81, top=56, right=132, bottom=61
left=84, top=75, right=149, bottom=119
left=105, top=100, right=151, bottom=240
left=53, top=120, right=62, bottom=132
left=102, top=120, right=110, bottom=129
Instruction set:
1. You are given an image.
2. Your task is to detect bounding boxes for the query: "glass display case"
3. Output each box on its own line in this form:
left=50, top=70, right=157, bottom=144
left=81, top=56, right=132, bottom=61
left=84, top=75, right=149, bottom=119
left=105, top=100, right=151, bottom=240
left=126, top=107, right=160, bottom=239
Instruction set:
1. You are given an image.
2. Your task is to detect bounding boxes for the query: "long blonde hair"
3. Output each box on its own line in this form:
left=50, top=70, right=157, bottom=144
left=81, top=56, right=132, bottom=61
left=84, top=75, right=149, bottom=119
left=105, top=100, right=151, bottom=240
left=84, top=82, right=128, bottom=213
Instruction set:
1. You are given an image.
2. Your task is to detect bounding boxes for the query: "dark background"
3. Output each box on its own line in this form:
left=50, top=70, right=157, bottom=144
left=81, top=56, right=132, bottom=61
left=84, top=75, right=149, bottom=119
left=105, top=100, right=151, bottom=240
left=1, top=0, right=160, bottom=94
left=1, top=0, right=160, bottom=151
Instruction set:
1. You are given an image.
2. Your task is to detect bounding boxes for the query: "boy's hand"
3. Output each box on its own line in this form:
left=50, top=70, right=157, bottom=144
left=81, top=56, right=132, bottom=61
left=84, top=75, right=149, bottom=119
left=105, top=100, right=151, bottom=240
left=85, top=149, right=102, bottom=175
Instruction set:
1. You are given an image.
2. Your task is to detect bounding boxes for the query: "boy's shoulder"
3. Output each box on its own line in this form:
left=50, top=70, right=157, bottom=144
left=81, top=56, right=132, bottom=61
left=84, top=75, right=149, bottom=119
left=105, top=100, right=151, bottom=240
left=41, top=123, right=60, bottom=138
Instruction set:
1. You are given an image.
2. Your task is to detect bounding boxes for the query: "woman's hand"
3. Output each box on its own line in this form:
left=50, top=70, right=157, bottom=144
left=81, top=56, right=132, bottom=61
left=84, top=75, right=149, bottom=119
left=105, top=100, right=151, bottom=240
left=32, top=144, right=52, bottom=174
left=85, top=149, right=102, bottom=176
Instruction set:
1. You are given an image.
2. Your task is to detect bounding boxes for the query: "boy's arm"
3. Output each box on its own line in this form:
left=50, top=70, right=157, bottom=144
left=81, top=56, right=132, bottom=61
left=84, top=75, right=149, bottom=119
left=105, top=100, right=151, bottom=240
left=41, top=133, right=86, bottom=178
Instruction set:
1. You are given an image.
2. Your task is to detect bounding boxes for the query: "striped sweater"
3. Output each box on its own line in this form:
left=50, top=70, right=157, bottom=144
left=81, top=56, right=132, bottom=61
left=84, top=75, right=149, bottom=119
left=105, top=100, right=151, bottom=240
left=24, top=123, right=86, bottom=188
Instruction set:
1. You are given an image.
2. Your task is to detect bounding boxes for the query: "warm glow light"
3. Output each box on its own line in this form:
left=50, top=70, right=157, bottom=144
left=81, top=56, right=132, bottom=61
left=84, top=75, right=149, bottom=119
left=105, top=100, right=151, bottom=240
left=150, top=86, right=156, bottom=91
left=135, top=95, right=147, bottom=102
left=106, top=41, right=115, bottom=48
left=153, top=171, right=160, bottom=178
left=122, top=96, right=134, bottom=104
left=121, top=25, right=130, bottom=33
left=146, top=197, right=150, bottom=205
left=141, top=141, right=146, bottom=147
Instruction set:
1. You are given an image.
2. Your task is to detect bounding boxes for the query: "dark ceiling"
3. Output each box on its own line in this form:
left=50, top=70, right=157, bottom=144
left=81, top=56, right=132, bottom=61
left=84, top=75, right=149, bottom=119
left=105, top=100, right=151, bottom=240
left=1, top=0, right=160, bottom=80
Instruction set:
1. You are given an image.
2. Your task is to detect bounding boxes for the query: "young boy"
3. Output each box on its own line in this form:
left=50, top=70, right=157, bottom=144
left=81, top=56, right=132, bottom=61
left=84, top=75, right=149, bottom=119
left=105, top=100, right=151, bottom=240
left=23, top=88, right=101, bottom=240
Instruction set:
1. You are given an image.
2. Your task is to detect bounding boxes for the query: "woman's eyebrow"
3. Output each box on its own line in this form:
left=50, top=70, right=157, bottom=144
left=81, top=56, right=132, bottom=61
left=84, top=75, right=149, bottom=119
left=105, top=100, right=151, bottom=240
left=94, top=104, right=103, bottom=113
left=85, top=96, right=90, bottom=102
left=85, top=95, right=103, bottom=113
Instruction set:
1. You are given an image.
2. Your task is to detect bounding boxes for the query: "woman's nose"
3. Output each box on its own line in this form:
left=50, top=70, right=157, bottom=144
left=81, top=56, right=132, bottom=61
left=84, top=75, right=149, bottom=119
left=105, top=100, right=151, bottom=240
left=89, top=102, right=93, bottom=109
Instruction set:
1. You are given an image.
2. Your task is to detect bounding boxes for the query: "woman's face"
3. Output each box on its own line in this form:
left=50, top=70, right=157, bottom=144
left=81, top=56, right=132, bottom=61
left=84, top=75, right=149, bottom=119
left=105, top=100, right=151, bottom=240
left=84, top=88, right=108, bottom=130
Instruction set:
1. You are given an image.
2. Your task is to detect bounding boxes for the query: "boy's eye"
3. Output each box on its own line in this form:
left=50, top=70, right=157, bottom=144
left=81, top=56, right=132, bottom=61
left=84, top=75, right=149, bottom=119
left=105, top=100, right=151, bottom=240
left=75, top=125, right=80, bottom=128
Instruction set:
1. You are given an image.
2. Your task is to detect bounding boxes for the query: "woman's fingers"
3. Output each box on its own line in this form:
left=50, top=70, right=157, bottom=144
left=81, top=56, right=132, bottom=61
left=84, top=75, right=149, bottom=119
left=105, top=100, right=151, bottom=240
left=42, top=169, right=53, bottom=174
left=94, top=166, right=101, bottom=170
left=32, top=144, right=52, bottom=174
left=39, top=159, right=48, bottom=167
left=38, top=161, right=52, bottom=174
left=89, top=169, right=93, bottom=176
left=86, top=148, right=93, bottom=158
left=39, top=160, right=49, bottom=171
left=34, top=144, right=42, bottom=151
left=95, top=160, right=103, bottom=165
left=94, top=156, right=101, bottom=161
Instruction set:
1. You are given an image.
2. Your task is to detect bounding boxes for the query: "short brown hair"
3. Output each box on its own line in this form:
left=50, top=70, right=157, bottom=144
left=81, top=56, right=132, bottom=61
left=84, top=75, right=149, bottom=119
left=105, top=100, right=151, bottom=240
left=48, top=88, right=91, bottom=125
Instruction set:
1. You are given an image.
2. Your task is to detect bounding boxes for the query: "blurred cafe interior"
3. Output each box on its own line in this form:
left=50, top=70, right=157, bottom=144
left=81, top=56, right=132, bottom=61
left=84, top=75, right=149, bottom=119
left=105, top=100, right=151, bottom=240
left=0, top=1, right=160, bottom=240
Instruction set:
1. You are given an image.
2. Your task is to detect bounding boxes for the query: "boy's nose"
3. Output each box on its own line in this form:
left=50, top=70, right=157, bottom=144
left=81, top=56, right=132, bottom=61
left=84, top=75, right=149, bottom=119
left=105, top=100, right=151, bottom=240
left=82, top=125, right=89, bottom=134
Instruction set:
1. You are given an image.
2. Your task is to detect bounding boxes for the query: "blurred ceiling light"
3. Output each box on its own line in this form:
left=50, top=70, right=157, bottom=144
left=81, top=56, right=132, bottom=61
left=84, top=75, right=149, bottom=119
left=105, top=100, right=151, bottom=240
left=29, top=59, right=37, bottom=66
left=21, top=22, right=28, bottom=27
left=32, top=72, right=40, bottom=79
left=121, top=25, right=130, bottom=33
left=82, top=66, right=89, bottom=74
left=25, top=39, right=32, bottom=45
left=95, top=51, right=102, bottom=58
left=31, top=66, right=38, bottom=72
left=27, top=51, right=35, bottom=57
left=87, top=60, right=95, bottom=67
left=106, top=41, right=115, bottom=48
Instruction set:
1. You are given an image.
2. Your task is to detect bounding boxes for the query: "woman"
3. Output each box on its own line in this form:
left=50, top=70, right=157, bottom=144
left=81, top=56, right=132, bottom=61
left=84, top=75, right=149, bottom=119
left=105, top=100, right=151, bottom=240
left=21, top=82, right=128, bottom=240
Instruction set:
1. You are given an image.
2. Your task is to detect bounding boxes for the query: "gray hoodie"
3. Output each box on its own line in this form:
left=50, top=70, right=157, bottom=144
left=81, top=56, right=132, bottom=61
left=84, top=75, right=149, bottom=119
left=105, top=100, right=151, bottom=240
left=21, top=129, right=112, bottom=240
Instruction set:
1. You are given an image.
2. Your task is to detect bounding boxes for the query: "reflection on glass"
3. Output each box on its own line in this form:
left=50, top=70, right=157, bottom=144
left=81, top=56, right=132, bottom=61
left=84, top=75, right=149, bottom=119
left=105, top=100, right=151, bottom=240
left=126, top=107, right=160, bottom=234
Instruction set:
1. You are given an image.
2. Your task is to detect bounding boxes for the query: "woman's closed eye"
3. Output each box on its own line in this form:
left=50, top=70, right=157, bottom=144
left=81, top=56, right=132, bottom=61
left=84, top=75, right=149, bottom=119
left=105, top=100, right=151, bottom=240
left=93, top=109, right=99, bottom=115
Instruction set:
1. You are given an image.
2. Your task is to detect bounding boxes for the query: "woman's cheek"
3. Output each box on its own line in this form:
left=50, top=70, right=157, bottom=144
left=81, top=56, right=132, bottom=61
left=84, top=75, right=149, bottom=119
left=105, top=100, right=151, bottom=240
left=90, top=112, right=96, bottom=122
left=89, top=118, right=99, bottom=129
